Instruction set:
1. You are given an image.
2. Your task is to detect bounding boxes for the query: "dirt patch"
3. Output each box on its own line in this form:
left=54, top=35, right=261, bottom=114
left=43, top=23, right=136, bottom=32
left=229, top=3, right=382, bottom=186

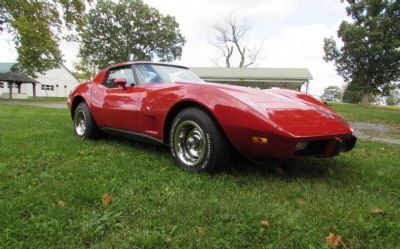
left=350, top=121, right=400, bottom=144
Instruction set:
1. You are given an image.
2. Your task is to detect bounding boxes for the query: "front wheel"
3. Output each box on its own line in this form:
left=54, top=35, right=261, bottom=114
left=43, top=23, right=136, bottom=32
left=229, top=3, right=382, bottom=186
left=73, top=102, right=99, bottom=139
left=169, top=108, right=231, bottom=172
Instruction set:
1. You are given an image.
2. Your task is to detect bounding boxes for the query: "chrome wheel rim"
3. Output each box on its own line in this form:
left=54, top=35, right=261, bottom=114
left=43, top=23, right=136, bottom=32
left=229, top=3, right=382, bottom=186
left=173, top=120, right=206, bottom=167
left=74, top=109, right=86, bottom=136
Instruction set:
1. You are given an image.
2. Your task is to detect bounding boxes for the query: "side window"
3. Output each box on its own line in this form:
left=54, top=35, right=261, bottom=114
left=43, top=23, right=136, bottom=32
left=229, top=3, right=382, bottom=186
left=104, top=67, right=135, bottom=88
left=135, top=64, right=163, bottom=84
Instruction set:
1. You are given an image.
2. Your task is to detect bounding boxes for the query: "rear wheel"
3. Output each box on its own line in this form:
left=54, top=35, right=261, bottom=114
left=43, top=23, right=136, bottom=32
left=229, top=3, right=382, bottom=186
left=169, top=108, right=231, bottom=172
left=73, top=102, right=99, bottom=139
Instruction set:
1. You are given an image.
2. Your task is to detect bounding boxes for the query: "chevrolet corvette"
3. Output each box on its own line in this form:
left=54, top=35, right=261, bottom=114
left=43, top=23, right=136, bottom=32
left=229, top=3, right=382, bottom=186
left=67, top=61, right=356, bottom=172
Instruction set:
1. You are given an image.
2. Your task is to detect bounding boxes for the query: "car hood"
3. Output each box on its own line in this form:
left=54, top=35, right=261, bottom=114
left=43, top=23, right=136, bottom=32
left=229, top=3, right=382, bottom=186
left=200, top=82, right=353, bottom=137
left=202, top=82, right=316, bottom=106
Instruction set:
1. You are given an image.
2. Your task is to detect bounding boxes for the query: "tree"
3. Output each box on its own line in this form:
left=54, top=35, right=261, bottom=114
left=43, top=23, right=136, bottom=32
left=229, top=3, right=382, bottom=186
left=386, top=89, right=400, bottom=105
left=342, top=83, right=363, bottom=103
left=78, top=0, right=185, bottom=69
left=0, top=0, right=90, bottom=77
left=321, top=85, right=343, bottom=102
left=214, top=14, right=263, bottom=68
left=323, top=0, right=400, bottom=106
left=0, top=16, right=4, bottom=31
left=74, top=56, right=98, bottom=81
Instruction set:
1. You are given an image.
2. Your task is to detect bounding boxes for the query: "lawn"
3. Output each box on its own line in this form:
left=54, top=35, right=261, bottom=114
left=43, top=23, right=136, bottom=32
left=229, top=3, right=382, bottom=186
left=329, top=102, right=400, bottom=124
left=0, top=104, right=399, bottom=248
left=0, top=97, right=67, bottom=102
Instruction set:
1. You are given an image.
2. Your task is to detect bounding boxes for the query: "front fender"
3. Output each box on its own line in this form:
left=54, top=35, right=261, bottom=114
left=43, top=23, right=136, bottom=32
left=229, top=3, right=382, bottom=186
left=67, top=83, right=92, bottom=117
left=183, top=85, right=278, bottom=158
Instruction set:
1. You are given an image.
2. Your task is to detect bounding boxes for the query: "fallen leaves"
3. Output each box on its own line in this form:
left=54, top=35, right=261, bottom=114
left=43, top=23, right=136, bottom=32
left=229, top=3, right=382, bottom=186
left=296, top=198, right=306, bottom=207
left=101, top=193, right=112, bottom=207
left=326, top=232, right=342, bottom=248
left=260, top=220, right=270, bottom=228
left=370, top=207, right=384, bottom=215
left=197, top=226, right=205, bottom=236
left=31, top=179, right=42, bottom=185
left=56, top=200, right=66, bottom=208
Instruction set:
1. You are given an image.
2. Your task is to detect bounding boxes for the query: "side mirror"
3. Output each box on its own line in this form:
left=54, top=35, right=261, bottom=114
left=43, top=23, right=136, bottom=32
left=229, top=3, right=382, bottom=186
left=113, top=78, right=127, bottom=89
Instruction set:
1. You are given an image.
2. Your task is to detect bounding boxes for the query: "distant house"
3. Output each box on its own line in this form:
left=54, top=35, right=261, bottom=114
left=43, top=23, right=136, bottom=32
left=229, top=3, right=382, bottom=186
left=0, top=63, right=79, bottom=98
left=190, top=67, right=313, bottom=93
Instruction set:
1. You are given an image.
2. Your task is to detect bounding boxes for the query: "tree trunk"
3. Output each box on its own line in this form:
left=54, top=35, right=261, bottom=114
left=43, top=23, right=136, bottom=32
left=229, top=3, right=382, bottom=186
left=127, top=47, right=131, bottom=61
left=226, top=57, right=230, bottom=68
left=360, top=92, right=369, bottom=106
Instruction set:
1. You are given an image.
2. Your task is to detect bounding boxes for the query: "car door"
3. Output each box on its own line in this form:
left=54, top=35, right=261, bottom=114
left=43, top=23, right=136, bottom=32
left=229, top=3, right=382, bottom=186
left=90, top=66, right=140, bottom=131
left=132, top=64, right=179, bottom=139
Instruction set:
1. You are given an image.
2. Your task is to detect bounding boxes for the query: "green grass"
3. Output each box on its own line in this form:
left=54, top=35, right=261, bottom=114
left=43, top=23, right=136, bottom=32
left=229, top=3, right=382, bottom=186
left=330, top=102, right=400, bottom=124
left=0, top=104, right=399, bottom=248
left=0, top=97, right=67, bottom=102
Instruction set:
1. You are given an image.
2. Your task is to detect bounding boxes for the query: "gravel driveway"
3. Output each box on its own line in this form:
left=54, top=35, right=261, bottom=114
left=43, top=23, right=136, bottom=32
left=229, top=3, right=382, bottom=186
left=350, top=121, right=400, bottom=144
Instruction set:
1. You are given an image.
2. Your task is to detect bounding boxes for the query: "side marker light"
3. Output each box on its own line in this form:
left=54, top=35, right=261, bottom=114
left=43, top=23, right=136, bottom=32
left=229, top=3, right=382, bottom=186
left=252, top=137, right=268, bottom=144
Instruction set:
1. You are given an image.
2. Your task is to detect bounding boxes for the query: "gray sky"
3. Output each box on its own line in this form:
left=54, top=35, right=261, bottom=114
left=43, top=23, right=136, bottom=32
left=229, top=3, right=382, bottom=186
left=0, top=0, right=350, bottom=96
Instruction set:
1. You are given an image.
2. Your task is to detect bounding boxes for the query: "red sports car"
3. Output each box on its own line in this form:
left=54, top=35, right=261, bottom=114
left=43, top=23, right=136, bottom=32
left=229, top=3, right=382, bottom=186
left=67, top=61, right=356, bottom=172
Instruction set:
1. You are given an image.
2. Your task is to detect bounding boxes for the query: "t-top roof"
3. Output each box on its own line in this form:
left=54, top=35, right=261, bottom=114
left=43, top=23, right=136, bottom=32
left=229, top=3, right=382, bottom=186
left=190, top=67, right=313, bottom=81
left=108, top=61, right=188, bottom=70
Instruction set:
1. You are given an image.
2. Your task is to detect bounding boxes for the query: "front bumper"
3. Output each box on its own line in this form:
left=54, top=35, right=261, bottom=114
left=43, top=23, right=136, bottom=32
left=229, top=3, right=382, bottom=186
left=295, top=135, right=357, bottom=157
left=239, top=132, right=357, bottom=160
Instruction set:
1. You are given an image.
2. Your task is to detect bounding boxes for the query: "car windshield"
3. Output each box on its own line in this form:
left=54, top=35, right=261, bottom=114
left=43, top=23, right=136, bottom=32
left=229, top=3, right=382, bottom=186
left=135, top=64, right=204, bottom=84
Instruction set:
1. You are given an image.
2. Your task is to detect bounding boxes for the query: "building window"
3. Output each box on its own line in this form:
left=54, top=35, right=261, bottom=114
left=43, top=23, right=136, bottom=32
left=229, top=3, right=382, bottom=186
left=41, top=84, right=55, bottom=91
left=0, top=82, right=3, bottom=88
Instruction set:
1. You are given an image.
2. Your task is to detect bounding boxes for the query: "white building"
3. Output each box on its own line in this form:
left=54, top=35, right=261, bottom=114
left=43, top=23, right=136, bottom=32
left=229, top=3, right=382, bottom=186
left=0, top=63, right=80, bottom=98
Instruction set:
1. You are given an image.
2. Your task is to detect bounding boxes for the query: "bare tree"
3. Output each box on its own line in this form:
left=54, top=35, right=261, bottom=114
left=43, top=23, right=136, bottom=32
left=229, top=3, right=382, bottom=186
left=213, top=14, right=263, bottom=68
left=214, top=24, right=234, bottom=68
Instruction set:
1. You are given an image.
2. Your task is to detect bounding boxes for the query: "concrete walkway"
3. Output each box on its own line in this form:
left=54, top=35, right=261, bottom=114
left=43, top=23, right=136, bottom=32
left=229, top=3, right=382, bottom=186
left=0, top=100, right=67, bottom=109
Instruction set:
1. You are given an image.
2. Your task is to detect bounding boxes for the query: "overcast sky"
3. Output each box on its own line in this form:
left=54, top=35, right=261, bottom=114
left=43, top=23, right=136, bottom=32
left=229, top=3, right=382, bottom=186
left=0, top=0, right=350, bottom=96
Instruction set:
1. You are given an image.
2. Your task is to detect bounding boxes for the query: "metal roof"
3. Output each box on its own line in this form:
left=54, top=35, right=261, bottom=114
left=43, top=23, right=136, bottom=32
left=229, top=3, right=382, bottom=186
left=0, top=62, right=17, bottom=73
left=190, top=67, right=312, bottom=90
left=0, top=71, right=38, bottom=83
left=190, top=67, right=313, bottom=81
left=0, top=62, right=37, bottom=83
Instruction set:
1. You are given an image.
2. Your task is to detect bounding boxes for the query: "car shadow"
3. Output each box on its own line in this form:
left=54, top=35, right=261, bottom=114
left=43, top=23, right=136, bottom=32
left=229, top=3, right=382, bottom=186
left=98, top=134, right=351, bottom=181
left=221, top=156, right=351, bottom=181
left=97, top=133, right=170, bottom=153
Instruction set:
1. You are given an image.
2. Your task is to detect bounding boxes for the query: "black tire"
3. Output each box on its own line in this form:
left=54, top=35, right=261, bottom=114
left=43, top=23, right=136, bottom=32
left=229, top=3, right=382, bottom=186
left=73, top=102, right=99, bottom=139
left=169, top=108, right=231, bottom=172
